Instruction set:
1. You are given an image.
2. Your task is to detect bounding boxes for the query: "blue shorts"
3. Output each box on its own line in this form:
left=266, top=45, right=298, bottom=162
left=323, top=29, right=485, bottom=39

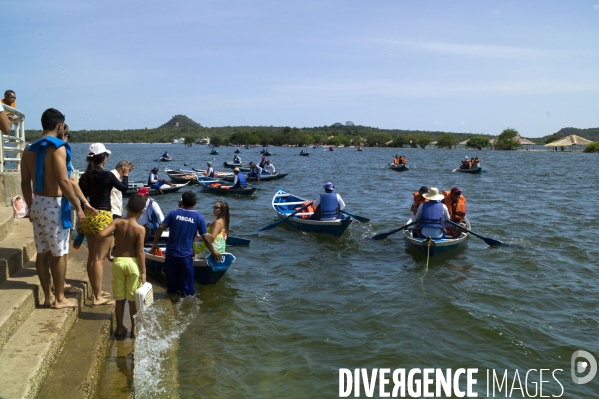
left=164, top=254, right=195, bottom=297
left=151, top=180, right=166, bottom=189
left=147, top=221, right=158, bottom=236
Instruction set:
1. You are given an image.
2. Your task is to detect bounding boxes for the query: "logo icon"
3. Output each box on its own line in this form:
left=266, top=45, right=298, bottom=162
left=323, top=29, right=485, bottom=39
left=571, top=350, right=597, bottom=384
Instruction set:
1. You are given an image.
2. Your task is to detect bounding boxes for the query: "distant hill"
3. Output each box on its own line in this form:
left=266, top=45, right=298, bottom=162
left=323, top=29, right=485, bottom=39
left=551, top=127, right=599, bottom=142
left=159, top=115, right=201, bottom=129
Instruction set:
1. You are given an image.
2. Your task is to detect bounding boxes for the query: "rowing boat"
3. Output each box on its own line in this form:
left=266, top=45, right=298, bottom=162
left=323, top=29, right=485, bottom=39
left=221, top=171, right=291, bottom=182
left=223, top=161, right=244, bottom=169
left=124, top=182, right=189, bottom=196
left=387, top=164, right=409, bottom=172
left=457, top=167, right=482, bottom=174
left=299, top=151, right=310, bottom=156
left=402, top=217, right=470, bottom=255
left=270, top=188, right=352, bottom=237
left=164, top=168, right=200, bottom=184
left=200, top=180, right=257, bottom=196
left=145, top=250, right=236, bottom=285
left=155, top=156, right=173, bottom=162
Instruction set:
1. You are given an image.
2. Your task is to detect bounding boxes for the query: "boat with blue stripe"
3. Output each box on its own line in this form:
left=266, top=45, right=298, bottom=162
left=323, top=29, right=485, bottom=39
left=402, top=217, right=470, bottom=255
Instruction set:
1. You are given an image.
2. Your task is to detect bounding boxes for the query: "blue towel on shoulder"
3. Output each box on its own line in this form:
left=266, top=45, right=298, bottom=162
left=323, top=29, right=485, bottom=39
left=27, top=137, right=73, bottom=229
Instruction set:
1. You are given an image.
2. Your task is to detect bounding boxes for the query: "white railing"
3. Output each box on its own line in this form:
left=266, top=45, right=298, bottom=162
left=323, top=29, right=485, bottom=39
left=1, top=104, right=26, bottom=173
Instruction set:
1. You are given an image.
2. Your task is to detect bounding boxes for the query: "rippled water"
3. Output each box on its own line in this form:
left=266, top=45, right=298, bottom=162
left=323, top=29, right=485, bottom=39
left=83, top=144, right=599, bottom=398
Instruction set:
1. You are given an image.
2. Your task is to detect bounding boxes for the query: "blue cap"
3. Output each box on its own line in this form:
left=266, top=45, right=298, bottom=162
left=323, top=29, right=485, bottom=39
left=324, top=182, right=334, bottom=191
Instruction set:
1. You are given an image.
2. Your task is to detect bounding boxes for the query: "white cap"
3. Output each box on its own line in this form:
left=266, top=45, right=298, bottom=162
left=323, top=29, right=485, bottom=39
left=88, top=143, right=111, bottom=156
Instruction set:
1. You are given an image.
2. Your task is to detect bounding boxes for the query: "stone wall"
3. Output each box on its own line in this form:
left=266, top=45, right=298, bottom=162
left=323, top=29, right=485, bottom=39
left=0, top=173, right=22, bottom=206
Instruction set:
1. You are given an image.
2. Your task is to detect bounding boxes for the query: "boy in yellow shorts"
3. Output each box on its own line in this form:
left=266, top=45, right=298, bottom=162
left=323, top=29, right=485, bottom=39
left=98, top=193, right=146, bottom=337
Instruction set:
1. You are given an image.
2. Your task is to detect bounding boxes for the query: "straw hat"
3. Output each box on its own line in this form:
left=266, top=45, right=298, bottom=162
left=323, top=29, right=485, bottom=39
left=423, top=187, right=444, bottom=201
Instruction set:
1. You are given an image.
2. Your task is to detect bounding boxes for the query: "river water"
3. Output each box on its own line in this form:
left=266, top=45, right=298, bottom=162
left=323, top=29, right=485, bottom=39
left=68, top=143, right=598, bottom=398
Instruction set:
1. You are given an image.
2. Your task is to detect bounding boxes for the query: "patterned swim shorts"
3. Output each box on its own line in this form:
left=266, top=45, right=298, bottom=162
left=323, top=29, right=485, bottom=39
left=80, top=210, right=113, bottom=235
left=30, top=196, right=70, bottom=257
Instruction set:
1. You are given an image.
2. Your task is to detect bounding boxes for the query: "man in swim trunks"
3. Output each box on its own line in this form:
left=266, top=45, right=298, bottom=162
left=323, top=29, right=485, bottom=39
left=20, top=108, right=86, bottom=309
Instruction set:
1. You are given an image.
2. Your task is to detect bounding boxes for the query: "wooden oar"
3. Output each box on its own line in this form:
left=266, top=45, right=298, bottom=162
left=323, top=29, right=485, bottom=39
left=259, top=202, right=313, bottom=231
left=341, top=210, right=370, bottom=223
left=226, top=236, right=250, bottom=246
left=452, top=167, right=459, bottom=172
left=246, top=182, right=262, bottom=191
left=446, top=220, right=506, bottom=247
left=371, top=220, right=419, bottom=240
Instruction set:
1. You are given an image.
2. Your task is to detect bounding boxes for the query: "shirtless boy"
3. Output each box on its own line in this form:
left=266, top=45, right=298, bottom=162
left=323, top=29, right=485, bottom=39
left=98, top=193, right=146, bottom=337
left=20, top=108, right=85, bottom=309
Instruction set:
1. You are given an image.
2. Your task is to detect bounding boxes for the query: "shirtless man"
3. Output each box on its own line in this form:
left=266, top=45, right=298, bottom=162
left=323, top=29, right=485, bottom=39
left=20, top=108, right=86, bottom=309
left=0, top=99, right=11, bottom=133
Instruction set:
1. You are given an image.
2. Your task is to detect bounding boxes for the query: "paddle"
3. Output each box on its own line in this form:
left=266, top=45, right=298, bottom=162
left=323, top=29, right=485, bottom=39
left=246, top=182, right=262, bottom=191
left=341, top=210, right=370, bottom=223
left=446, top=220, right=506, bottom=247
left=452, top=166, right=459, bottom=172
left=371, top=220, right=419, bottom=240
left=259, top=202, right=313, bottom=231
left=226, top=236, right=250, bottom=246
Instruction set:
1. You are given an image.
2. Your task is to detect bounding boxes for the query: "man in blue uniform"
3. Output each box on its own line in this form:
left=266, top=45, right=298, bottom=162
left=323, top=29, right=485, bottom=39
left=150, top=191, right=221, bottom=296
left=311, top=182, right=345, bottom=220
left=232, top=168, right=247, bottom=189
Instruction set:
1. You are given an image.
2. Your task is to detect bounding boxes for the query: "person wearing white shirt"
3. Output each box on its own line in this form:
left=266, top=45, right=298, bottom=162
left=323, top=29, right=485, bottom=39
left=110, top=161, right=131, bottom=218
left=264, top=160, right=275, bottom=175
left=137, top=187, right=165, bottom=241
left=311, top=182, right=345, bottom=220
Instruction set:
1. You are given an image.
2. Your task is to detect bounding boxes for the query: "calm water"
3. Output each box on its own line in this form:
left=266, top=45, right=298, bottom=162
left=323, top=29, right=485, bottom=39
left=72, top=144, right=599, bottom=398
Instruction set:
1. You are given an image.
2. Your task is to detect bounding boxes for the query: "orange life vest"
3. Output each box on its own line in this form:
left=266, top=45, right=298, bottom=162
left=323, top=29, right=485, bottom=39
left=295, top=201, right=316, bottom=219
left=410, top=192, right=428, bottom=214
left=442, top=190, right=466, bottom=222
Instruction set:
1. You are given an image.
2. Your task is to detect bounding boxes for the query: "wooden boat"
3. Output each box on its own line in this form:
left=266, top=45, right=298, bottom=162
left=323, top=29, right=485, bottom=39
left=457, top=167, right=482, bottom=174
left=402, top=217, right=470, bottom=255
left=223, top=161, right=244, bottom=169
left=164, top=168, right=200, bottom=185
left=262, top=150, right=272, bottom=156
left=270, top=189, right=352, bottom=237
left=387, top=164, right=409, bottom=172
left=144, top=250, right=236, bottom=285
left=200, top=180, right=257, bottom=196
left=234, top=148, right=241, bottom=153
left=299, top=151, right=310, bottom=156
left=210, top=150, right=219, bottom=155
left=124, top=182, right=189, bottom=196
left=328, top=147, right=334, bottom=151
left=155, top=156, right=173, bottom=162
left=356, top=146, right=363, bottom=151
left=221, top=171, right=290, bottom=182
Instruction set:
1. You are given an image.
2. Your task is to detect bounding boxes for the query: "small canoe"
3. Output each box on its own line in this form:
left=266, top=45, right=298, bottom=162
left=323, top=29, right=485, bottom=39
left=270, top=189, right=352, bottom=237
left=262, top=151, right=272, bottom=156
left=210, top=150, right=219, bottom=155
left=388, top=164, right=409, bottom=172
left=234, top=149, right=241, bottom=153
left=299, top=152, right=310, bottom=156
left=457, top=167, right=482, bottom=174
left=155, top=156, right=173, bottom=162
left=221, top=171, right=291, bottom=182
left=145, top=249, right=236, bottom=285
left=402, top=217, right=470, bottom=255
left=223, top=161, right=244, bottom=169
left=124, top=182, right=189, bottom=197
left=200, top=180, right=257, bottom=196
left=164, top=168, right=200, bottom=185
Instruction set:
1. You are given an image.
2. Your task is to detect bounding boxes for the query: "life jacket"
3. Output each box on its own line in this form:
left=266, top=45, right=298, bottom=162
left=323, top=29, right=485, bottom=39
left=442, top=190, right=467, bottom=222
left=295, top=201, right=316, bottom=219
left=27, top=137, right=73, bottom=229
left=146, top=198, right=160, bottom=225
left=234, top=173, right=247, bottom=188
left=210, top=183, right=221, bottom=188
left=420, top=201, right=444, bottom=229
left=148, top=172, right=159, bottom=185
left=410, top=192, right=428, bottom=214
left=317, top=193, right=340, bottom=219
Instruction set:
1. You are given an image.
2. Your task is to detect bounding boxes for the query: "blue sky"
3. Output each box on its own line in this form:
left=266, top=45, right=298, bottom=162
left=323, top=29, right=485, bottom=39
left=4, top=1, right=599, bottom=137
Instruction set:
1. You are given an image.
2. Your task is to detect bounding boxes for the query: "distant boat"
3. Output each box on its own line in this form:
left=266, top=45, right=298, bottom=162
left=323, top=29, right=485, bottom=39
left=299, top=151, right=310, bottom=156
left=210, top=150, right=219, bottom=155
left=387, top=164, right=409, bottom=172
left=457, top=167, right=483, bottom=174
left=155, top=156, right=173, bottom=162
left=328, top=146, right=334, bottom=151
left=234, top=148, right=241, bottom=153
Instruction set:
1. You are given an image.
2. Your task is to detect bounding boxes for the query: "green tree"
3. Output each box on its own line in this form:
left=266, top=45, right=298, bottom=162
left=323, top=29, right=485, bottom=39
left=495, top=128, right=521, bottom=150
left=183, top=136, right=195, bottom=147
left=436, top=133, right=459, bottom=149
left=210, top=135, right=222, bottom=147
left=466, top=136, right=491, bottom=150
left=415, top=135, right=432, bottom=149
left=583, top=141, right=599, bottom=153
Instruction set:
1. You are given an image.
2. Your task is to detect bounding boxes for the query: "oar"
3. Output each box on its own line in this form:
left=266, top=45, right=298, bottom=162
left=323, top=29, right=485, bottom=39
left=226, top=236, right=250, bottom=246
left=371, top=220, right=419, bottom=240
left=246, top=183, right=262, bottom=191
left=446, top=220, right=507, bottom=247
left=259, top=202, right=313, bottom=231
left=452, top=167, right=459, bottom=172
left=341, top=210, right=370, bottom=223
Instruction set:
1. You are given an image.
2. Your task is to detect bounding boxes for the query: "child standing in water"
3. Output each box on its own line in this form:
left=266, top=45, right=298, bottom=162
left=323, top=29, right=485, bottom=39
left=98, top=193, right=146, bottom=337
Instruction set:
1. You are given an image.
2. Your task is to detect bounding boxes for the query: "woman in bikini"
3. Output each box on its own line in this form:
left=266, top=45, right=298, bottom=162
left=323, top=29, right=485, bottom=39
left=79, top=143, right=131, bottom=306
left=194, top=201, right=229, bottom=257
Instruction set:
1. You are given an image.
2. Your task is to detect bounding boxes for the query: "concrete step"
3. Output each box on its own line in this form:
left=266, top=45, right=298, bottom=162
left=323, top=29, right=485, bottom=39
left=0, top=217, right=36, bottom=285
left=0, top=243, right=91, bottom=398
left=0, top=206, right=15, bottom=243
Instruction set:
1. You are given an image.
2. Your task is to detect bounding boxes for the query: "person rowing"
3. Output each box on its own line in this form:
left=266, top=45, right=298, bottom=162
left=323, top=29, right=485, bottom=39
left=233, top=154, right=241, bottom=163
left=413, top=187, right=451, bottom=239
left=248, top=162, right=262, bottom=180
left=232, top=168, right=247, bottom=189
left=204, top=161, right=215, bottom=178
left=162, top=151, right=172, bottom=160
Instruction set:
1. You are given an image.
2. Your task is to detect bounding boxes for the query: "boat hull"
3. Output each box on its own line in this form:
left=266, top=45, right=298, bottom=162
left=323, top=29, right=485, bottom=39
left=457, top=167, right=482, bottom=174
left=388, top=164, right=409, bottom=172
left=145, top=251, right=235, bottom=285
left=271, top=189, right=352, bottom=237
left=200, top=180, right=256, bottom=196
left=124, top=182, right=189, bottom=196
left=221, top=171, right=290, bottom=182
left=402, top=218, right=469, bottom=255
left=223, top=161, right=244, bottom=169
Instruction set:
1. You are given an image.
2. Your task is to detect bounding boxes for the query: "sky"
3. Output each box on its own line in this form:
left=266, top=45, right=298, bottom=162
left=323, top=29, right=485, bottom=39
left=3, top=1, right=599, bottom=137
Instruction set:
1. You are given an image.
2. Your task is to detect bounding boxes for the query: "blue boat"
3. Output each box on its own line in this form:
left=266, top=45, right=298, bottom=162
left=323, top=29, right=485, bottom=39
left=210, top=150, right=219, bottom=155
left=144, top=250, right=236, bottom=285
left=199, top=179, right=257, bottom=196
left=402, top=217, right=470, bottom=255
left=270, top=189, right=352, bottom=237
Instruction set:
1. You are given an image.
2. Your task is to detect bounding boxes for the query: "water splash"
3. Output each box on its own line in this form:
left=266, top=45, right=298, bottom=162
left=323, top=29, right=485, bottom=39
left=133, top=296, right=201, bottom=398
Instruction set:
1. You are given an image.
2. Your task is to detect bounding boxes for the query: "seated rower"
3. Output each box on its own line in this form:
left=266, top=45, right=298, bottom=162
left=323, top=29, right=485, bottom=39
left=148, top=167, right=174, bottom=195
left=460, top=156, right=470, bottom=169
left=232, top=168, right=247, bottom=189
left=311, top=182, right=345, bottom=220
left=410, top=186, right=429, bottom=220
left=442, top=187, right=467, bottom=238
left=248, top=162, right=262, bottom=180
left=414, top=187, right=450, bottom=239
left=233, top=154, right=241, bottom=163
